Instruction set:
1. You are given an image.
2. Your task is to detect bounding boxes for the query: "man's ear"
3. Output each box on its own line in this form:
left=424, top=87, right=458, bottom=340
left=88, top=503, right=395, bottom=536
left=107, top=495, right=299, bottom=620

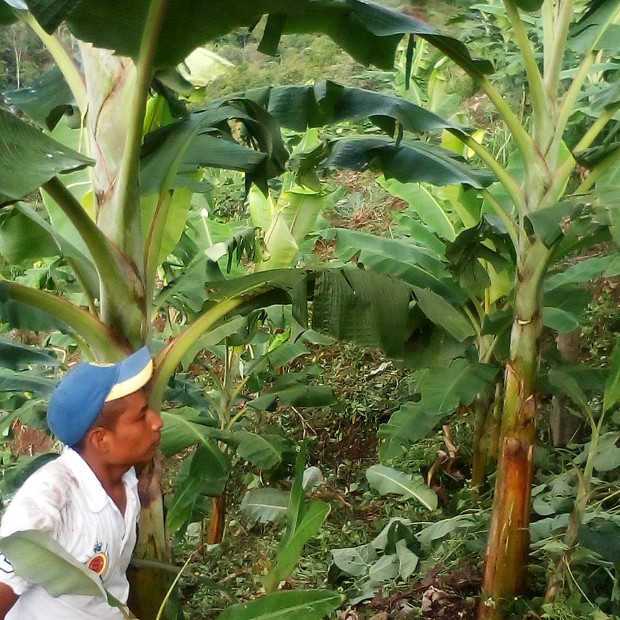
left=87, top=427, right=110, bottom=453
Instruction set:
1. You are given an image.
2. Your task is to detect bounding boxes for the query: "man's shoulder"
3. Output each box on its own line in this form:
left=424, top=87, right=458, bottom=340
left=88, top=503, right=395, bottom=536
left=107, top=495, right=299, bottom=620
left=7, top=452, right=77, bottom=511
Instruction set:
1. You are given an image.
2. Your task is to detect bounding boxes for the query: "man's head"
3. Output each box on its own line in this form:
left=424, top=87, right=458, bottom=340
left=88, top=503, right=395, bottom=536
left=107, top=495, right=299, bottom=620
left=47, top=347, right=163, bottom=466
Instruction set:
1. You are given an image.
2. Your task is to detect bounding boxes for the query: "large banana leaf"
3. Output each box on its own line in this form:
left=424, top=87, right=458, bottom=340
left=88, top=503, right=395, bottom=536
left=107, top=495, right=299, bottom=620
left=379, top=359, right=498, bottom=459
left=2, top=67, right=74, bottom=130
left=245, top=80, right=461, bottom=135
left=366, top=464, right=437, bottom=510
left=216, top=590, right=344, bottom=620
left=0, top=529, right=106, bottom=598
left=0, top=337, right=58, bottom=369
left=311, top=268, right=413, bottom=358
left=323, top=137, right=495, bottom=188
left=325, top=228, right=463, bottom=303
left=0, top=204, right=99, bottom=301
left=21, top=0, right=491, bottom=77
left=140, top=99, right=288, bottom=194
left=569, top=0, right=620, bottom=52
left=0, top=108, right=92, bottom=202
left=379, top=178, right=458, bottom=241
left=241, top=488, right=290, bottom=524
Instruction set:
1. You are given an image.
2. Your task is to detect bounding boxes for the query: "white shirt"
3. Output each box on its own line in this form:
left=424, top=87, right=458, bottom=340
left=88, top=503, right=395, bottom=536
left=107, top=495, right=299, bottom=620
left=0, top=448, right=140, bottom=619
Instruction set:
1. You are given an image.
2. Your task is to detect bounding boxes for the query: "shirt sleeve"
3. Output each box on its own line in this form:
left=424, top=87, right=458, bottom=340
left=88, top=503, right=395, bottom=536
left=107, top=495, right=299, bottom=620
left=0, top=471, right=64, bottom=595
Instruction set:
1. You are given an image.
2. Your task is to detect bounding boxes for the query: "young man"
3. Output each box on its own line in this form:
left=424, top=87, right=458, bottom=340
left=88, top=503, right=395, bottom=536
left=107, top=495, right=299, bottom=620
left=0, top=346, right=163, bottom=619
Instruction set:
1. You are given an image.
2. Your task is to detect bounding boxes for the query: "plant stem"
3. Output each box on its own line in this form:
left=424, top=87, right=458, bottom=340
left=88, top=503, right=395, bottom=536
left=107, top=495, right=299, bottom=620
left=21, top=13, right=87, bottom=114
left=479, top=241, right=551, bottom=620
left=449, top=130, right=525, bottom=213
left=0, top=280, right=124, bottom=359
left=543, top=0, right=573, bottom=103
left=479, top=77, right=535, bottom=163
left=150, top=298, right=244, bottom=409
left=113, top=0, right=168, bottom=261
left=482, top=190, right=519, bottom=249
left=503, top=0, right=548, bottom=144
left=542, top=1, right=555, bottom=79
left=42, top=177, right=123, bottom=288
left=42, top=177, right=145, bottom=337
left=553, top=52, right=596, bottom=152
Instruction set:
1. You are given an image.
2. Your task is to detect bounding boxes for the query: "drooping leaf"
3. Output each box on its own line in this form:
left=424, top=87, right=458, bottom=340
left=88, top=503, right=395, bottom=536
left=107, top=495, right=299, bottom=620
left=246, top=80, right=461, bottom=136
left=140, top=99, right=288, bottom=194
left=0, top=337, right=58, bottom=370
left=0, top=107, right=93, bottom=201
left=0, top=204, right=98, bottom=300
left=412, top=286, right=475, bottom=341
left=526, top=201, right=580, bottom=246
left=216, top=589, right=344, bottom=620
left=0, top=368, right=55, bottom=396
left=415, top=359, right=498, bottom=413
left=3, top=67, right=74, bottom=130
left=544, top=253, right=620, bottom=291
left=234, top=431, right=291, bottom=470
left=166, top=443, right=230, bottom=535
left=325, top=137, right=495, bottom=189
left=45, top=0, right=492, bottom=79
left=0, top=529, right=106, bottom=598
left=160, top=408, right=231, bottom=456
left=379, top=403, right=439, bottom=461
left=548, top=368, right=590, bottom=412
left=543, top=285, right=591, bottom=334
left=570, top=0, right=620, bottom=53
left=327, top=228, right=460, bottom=302
left=578, top=518, right=620, bottom=562
left=379, top=360, right=498, bottom=458
left=240, top=488, right=290, bottom=524
left=311, top=267, right=413, bottom=358
left=366, top=464, right=437, bottom=511
left=379, top=177, right=457, bottom=241
left=0, top=3, right=18, bottom=25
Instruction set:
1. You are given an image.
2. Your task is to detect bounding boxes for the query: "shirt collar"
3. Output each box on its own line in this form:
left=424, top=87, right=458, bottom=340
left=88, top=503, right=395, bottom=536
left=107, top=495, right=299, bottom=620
left=61, top=447, right=138, bottom=513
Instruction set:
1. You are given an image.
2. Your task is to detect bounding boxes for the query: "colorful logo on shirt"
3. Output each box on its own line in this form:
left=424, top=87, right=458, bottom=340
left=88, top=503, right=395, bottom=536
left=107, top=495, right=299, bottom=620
left=87, top=552, right=108, bottom=576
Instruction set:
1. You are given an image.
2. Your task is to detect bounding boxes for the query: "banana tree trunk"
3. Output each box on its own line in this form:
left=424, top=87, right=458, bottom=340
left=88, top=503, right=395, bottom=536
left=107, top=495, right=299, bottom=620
left=479, top=241, right=550, bottom=620
left=207, top=495, right=227, bottom=544
left=471, top=383, right=502, bottom=490
left=129, top=457, right=172, bottom=619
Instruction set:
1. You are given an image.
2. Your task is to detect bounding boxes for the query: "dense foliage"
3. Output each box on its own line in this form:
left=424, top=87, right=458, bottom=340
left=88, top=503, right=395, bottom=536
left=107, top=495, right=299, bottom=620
left=0, top=1, right=619, bottom=619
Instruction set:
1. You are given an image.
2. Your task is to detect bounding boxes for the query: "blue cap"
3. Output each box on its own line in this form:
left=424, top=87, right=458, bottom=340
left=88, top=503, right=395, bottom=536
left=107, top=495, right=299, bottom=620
left=47, top=347, right=153, bottom=446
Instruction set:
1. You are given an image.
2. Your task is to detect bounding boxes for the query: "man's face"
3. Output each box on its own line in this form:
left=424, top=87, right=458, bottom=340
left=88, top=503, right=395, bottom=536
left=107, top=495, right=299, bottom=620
left=100, top=390, right=163, bottom=466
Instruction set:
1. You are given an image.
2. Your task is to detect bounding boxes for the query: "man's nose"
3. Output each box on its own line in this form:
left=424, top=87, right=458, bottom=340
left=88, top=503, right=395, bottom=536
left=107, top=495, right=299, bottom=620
left=149, top=409, right=163, bottom=431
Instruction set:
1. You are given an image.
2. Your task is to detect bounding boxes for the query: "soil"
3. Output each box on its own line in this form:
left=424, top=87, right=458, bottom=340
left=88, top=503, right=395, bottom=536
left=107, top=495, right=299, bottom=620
left=370, top=565, right=481, bottom=619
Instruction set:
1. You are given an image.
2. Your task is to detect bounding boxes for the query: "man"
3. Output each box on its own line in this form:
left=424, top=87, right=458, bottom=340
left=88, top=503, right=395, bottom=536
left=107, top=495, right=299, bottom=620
left=0, top=346, right=163, bottom=619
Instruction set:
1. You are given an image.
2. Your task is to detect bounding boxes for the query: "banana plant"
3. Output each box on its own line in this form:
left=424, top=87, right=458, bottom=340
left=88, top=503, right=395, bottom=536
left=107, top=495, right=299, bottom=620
left=234, top=4, right=620, bottom=617
left=0, top=0, right=493, bottom=615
